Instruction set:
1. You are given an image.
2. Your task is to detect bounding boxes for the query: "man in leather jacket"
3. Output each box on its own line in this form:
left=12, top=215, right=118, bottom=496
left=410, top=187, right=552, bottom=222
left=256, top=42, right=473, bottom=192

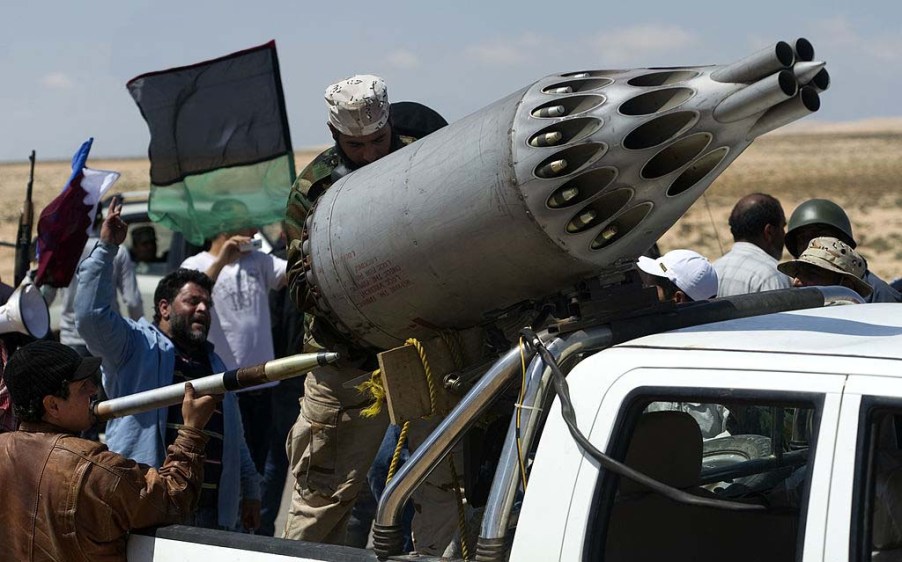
left=0, top=340, right=217, bottom=561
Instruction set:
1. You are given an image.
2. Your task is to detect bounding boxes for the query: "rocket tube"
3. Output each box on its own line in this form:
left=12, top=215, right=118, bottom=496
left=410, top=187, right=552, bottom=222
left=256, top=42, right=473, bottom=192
left=747, top=87, right=821, bottom=139
left=713, top=70, right=798, bottom=123
left=710, top=41, right=794, bottom=83
left=92, top=351, right=340, bottom=421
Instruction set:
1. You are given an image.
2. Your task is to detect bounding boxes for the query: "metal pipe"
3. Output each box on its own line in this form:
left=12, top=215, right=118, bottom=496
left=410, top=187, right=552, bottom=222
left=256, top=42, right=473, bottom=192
left=808, top=68, right=830, bottom=93
left=713, top=70, right=797, bottom=123
left=608, top=286, right=829, bottom=344
left=479, top=327, right=613, bottom=542
left=373, top=346, right=524, bottom=557
left=793, top=37, right=815, bottom=62
left=93, top=352, right=339, bottom=421
left=747, top=86, right=820, bottom=139
left=711, top=41, right=794, bottom=83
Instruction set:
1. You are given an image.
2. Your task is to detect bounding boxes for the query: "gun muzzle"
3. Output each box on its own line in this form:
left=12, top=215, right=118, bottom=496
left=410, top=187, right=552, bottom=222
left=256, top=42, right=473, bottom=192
left=93, top=351, right=340, bottom=421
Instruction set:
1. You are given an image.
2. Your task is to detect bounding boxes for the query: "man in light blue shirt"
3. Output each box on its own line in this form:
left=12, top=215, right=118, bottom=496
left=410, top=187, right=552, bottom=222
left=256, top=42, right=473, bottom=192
left=75, top=197, right=260, bottom=531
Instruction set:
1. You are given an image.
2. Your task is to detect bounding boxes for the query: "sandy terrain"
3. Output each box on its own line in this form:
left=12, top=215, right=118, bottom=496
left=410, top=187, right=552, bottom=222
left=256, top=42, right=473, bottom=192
left=0, top=120, right=900, bottom=286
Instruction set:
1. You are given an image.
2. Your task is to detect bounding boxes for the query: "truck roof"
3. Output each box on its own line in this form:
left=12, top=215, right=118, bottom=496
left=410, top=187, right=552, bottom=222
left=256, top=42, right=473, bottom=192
left=616, top=302, right=902, bottom=362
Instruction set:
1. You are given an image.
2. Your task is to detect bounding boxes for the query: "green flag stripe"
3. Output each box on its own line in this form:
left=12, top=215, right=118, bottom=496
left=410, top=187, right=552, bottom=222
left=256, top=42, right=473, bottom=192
left=148, top=153, right=292, bottom=245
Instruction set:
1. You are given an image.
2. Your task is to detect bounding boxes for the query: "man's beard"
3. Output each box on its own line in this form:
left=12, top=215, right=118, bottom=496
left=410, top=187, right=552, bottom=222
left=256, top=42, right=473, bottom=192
left=169, top=312, right=208, bottom=349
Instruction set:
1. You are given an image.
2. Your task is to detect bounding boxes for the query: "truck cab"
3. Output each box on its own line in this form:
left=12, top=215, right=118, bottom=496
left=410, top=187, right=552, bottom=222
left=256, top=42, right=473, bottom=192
left=513, top=302, right=902, bottom=562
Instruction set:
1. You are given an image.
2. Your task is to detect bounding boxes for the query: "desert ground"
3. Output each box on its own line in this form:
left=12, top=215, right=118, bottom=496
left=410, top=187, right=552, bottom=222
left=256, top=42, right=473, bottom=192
left=0, top=119, right=900, bottom=285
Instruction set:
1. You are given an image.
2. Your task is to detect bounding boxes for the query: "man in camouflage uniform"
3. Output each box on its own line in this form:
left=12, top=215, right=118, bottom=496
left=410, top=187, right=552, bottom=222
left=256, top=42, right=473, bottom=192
left=784, top=199, right=902, bottom=303
left=282, top=75, right=459, bottom=555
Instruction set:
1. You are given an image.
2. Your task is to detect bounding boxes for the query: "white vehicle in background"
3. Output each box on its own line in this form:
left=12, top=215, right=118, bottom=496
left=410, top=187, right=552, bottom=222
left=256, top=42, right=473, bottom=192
left=47, top=191, right=281, bottom=332
left=127, top=286, right=902, bottom=561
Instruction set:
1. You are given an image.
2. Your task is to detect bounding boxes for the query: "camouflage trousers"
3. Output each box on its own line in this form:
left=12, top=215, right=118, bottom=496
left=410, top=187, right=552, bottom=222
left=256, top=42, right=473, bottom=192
left=283, top=361, right=461, bottom=555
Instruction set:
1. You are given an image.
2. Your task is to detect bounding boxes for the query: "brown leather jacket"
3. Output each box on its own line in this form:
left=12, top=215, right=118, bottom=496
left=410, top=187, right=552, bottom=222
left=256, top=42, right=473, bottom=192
left=0, top=421, right=208, bottom=561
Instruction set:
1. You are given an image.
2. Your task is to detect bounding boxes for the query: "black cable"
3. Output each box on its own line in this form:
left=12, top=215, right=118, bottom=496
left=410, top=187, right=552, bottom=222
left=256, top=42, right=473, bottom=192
left=519, top=328, right=764, bottom=512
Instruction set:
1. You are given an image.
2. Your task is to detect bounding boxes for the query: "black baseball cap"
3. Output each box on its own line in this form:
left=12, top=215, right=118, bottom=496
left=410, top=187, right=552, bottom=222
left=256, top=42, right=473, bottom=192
left=4, top=341, right=102, bottom=407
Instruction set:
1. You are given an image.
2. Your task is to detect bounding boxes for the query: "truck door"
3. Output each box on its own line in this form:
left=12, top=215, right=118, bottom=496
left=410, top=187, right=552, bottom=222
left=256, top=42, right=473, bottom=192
left=827, top=375, right=902, bottom=562
left=513, top=352, right=846, bottom=562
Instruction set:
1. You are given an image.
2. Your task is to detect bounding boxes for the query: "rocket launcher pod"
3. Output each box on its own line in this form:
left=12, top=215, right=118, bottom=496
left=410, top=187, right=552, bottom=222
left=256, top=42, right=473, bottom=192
left=92, top=351, right=340, bottom=421
left=300, top=38, right=830, bottom=350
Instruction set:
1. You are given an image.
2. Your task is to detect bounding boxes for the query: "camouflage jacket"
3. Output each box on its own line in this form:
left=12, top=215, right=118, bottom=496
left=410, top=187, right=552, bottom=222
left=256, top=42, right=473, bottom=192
left=284, top=136, right=414, bottom=356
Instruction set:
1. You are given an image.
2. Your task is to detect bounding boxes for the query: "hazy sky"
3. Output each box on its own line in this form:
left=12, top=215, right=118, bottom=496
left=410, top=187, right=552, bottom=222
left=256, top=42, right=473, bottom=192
left=1, top=0, right=900, bottom=162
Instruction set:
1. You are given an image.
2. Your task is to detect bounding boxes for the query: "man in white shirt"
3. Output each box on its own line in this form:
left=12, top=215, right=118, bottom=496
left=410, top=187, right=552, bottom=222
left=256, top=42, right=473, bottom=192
left=713, top=193, right=791, bottom=297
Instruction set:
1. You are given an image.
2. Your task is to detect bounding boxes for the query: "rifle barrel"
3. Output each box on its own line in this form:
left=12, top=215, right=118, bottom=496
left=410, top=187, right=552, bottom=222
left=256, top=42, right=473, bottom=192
left=14, top=150, right=36, bottom=286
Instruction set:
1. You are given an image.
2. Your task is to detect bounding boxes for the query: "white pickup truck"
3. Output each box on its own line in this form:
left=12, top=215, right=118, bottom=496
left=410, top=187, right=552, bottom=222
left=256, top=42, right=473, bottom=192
left=128, top=286, right=902, bottom=562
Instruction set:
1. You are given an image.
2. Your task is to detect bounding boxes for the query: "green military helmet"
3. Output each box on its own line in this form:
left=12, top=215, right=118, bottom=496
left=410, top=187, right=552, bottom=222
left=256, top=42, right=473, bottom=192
left=785, top=199, right=856, bottom=258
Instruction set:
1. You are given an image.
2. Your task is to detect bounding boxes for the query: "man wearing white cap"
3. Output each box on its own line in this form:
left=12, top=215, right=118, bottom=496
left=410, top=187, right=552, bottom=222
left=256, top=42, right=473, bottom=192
left=637, top=249, right=719, bottom=303
left=637, top=250, right=726, bottom=438
left=282, top=76, right=457, bottom=554
left=287, top=74, right=411, bottom=209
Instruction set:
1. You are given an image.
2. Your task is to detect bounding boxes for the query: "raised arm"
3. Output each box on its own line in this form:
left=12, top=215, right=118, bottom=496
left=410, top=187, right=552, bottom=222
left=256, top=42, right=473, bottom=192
left=74, top=197, right=135, bottom=368
left=114, top=246, right=144, bottom=320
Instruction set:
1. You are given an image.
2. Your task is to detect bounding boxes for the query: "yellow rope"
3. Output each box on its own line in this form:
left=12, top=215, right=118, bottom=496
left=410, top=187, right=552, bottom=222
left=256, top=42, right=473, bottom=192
left=440, top=330, right=465, bottom=370
left=405, top=338, right=438, bottom=414
left=374, top=335, right=470, bottom=560
left=386, top=420, right=411, bottom=483
left=358, top=331, right=463, bottom=419
left=357, top=369, right=385, bottom=418
left=448, top=454, right=471, bottom=561
left=437, top=332, right=471, bottom=560
left=383, top=338, right=438, bottom=490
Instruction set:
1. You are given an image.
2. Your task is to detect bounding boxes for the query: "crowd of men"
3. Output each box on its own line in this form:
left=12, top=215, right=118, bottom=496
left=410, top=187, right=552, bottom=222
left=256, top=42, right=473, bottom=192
left=0, top=73, right=900, bottom=561
left=643, top=192, right=901, bottom=309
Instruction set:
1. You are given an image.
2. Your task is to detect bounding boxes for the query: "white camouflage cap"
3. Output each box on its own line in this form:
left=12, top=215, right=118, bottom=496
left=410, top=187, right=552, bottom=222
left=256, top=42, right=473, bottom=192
left=637, top=249, right=718, bottom=302
left=325, top=74, right=390, bottom=137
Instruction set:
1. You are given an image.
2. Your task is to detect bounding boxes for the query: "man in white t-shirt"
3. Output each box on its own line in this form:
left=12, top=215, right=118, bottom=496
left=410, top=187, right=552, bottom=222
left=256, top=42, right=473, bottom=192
left=181, top=235, right=287, bottom=371
left=180, top=201, right=287, bottom=519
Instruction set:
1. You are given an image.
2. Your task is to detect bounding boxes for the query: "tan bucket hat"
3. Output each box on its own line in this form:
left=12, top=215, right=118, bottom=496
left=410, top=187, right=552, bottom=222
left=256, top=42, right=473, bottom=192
left=777, top=236, right=873, bottom=297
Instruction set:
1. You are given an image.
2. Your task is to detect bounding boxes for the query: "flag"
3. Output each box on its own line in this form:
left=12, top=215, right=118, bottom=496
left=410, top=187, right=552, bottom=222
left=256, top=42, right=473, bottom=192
left=35, top=138, right=120, bottom=288
left=127, top=40, right=295, bottom=245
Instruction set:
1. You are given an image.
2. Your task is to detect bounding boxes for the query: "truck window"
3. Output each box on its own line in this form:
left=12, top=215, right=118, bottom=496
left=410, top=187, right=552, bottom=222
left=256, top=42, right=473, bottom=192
left=127, top=222, right=174, bottom=276
left=854, top=404, right=902, bottom=561
left=587, top=394, right=818, bottom=562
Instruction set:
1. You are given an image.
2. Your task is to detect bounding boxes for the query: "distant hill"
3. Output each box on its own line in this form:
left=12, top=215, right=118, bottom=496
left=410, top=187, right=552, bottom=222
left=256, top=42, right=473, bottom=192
left=771, top=116, right=902, bottom=135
